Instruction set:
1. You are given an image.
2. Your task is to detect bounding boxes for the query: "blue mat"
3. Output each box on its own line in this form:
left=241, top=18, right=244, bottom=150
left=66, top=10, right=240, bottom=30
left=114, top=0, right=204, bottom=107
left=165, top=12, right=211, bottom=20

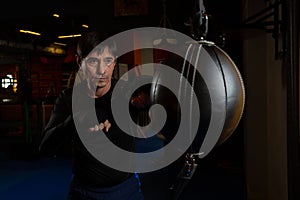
left=0, top=156, right=72, bottom=200
left=0, top=149, right=247, bottom=200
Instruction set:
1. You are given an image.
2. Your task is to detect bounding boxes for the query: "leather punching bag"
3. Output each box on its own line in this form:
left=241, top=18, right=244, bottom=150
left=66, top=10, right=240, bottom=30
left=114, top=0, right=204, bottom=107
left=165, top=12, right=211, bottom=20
left=150, top=40, right=245, bottom=157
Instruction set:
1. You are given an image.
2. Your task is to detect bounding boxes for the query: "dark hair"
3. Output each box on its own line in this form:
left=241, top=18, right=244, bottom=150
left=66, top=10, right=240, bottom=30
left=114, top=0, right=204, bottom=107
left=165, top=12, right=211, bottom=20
left=76, top=31, right=117, bottom=61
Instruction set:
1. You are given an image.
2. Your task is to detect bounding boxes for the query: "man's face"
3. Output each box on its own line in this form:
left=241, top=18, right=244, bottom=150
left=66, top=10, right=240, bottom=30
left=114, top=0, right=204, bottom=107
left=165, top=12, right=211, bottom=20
left=83, top=47, right=116, bottom=97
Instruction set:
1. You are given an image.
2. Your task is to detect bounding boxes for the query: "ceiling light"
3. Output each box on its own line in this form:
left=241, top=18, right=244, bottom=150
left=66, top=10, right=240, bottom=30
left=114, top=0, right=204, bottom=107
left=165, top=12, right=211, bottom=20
left=54, top=42, right=67, bottom=46
left=58, top=34, right=81, bottom=39
left=19, top=30, right=41, bottom=36
left=82, top=24, right=89, bottom=28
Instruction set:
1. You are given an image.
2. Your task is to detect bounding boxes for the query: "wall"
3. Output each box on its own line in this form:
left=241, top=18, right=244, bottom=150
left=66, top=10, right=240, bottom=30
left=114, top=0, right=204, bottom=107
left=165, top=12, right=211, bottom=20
left=243, top=0, right=288, bottom=200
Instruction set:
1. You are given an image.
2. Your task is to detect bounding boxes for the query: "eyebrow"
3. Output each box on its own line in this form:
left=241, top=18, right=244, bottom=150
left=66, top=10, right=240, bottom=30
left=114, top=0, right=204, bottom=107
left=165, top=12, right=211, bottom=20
left=87, top=55, right=114, bottom=59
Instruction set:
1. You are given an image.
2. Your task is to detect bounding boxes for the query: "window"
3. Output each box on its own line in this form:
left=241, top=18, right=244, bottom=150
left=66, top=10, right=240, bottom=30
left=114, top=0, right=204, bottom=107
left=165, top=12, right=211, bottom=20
left=1, top=74, right=17, bottom=93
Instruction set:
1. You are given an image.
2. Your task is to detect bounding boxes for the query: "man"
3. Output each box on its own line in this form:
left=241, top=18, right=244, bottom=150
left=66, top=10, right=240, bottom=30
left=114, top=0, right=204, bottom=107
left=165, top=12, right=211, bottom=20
left=39, top=31, right=144, bottom=200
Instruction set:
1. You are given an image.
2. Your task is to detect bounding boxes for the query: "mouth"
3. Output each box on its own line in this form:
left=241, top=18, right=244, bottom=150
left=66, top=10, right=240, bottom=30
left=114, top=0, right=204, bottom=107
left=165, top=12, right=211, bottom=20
left=92, top=76, right=107, bottom=81
left=88, top=75, right=109, bottom=88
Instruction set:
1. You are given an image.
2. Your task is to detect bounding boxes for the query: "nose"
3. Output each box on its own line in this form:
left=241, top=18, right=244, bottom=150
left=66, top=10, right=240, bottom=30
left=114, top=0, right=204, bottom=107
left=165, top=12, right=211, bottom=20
left=96, top=61, right=107, bottom=74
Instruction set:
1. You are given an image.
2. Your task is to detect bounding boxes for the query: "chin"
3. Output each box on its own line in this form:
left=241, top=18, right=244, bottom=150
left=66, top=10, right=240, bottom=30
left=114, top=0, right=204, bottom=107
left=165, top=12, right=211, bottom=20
left=96, top=84, right=105, bottom=89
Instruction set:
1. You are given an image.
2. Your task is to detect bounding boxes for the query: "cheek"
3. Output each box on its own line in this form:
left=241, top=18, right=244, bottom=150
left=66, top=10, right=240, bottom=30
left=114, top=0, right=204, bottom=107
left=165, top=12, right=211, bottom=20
left=106, top=66, right=115, bottom=75
left=85, top=67, right=96, bottom=75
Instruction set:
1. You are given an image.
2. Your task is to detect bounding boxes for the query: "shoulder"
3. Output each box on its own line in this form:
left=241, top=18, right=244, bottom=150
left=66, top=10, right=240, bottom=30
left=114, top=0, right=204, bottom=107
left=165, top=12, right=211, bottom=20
left=109, top=79, right=132, bottom=103
left=59, top=87, right=73, bottom=100
left=61, top=87, right=73, bottom=96
left=54, top=87, right=73, bottom=107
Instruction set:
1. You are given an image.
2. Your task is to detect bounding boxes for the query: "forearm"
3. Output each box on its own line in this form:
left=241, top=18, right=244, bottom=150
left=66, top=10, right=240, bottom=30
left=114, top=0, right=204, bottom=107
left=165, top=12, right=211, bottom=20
left=39, top=115, right=74, bottom=156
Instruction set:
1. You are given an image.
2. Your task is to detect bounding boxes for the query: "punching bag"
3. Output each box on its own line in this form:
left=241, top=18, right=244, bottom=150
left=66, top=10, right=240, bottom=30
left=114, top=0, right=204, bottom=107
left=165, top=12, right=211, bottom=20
left=150, top=40, right=245, bottom=157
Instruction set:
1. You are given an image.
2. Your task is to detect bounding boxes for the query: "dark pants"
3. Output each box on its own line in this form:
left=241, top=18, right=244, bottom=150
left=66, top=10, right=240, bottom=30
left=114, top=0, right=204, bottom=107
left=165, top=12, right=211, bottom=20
left=67, top=174, right=144, bottom=200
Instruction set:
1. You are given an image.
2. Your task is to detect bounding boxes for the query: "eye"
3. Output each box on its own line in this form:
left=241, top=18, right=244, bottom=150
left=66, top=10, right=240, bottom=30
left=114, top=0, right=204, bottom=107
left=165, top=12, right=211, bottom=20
left=86, top=57, right=99, bottom=66
left=103, top=57, right=114, bottom=66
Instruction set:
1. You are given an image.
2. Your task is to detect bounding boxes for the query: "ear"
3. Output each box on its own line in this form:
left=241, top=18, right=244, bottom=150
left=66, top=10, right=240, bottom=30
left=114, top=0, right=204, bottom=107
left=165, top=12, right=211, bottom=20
left=75, top=54, right=82, bottom=68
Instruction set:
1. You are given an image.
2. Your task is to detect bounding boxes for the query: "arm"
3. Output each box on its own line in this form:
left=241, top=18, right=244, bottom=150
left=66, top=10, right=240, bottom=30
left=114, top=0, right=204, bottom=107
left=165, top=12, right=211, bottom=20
left=39, top=88, right=75, bottom=156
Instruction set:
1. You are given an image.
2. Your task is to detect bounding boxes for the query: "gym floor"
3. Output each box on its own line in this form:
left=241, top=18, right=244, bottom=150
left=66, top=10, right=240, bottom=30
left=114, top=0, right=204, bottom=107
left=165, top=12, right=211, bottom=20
left=0, top=136, right=247, bottom=200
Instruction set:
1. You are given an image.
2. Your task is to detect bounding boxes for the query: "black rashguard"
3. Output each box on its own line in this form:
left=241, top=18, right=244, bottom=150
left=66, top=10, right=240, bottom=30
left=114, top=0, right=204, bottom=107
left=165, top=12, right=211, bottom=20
left=39, top=79, right=135, bottom=187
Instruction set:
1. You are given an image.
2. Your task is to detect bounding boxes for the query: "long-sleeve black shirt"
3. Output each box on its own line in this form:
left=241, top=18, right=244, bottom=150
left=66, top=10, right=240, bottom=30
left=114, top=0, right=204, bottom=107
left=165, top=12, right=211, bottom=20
left=39, top=80, right=135, bottom=187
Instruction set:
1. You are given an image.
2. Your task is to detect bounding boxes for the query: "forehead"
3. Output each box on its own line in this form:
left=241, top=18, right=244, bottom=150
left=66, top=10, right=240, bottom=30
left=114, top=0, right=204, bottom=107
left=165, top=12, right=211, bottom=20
left=89, top=46, right=114, bottom=57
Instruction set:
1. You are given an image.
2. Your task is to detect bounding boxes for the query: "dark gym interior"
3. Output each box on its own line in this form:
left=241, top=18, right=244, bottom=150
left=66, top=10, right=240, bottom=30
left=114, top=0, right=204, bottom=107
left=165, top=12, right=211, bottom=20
left=0, top=0, right=299, bottom=200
